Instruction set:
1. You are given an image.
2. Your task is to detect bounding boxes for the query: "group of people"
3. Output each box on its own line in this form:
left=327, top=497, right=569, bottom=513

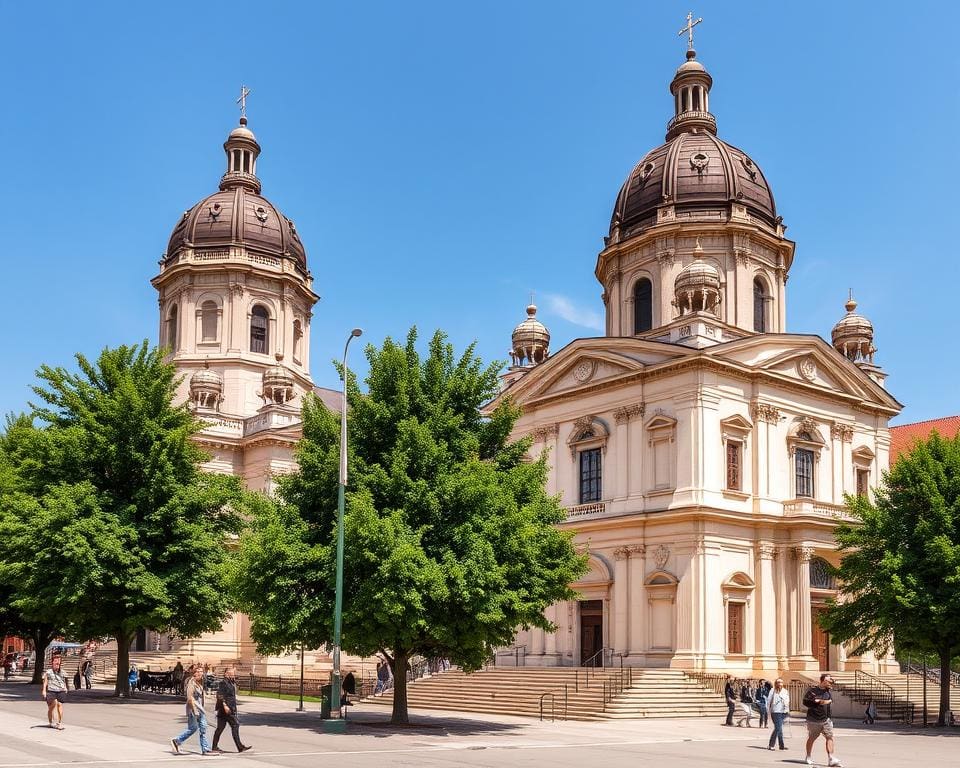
left=170, top=664, right=252, bottom=756
left=3, top=652, right=30, bottom=679
left=724, top=673, right=843, bottom=766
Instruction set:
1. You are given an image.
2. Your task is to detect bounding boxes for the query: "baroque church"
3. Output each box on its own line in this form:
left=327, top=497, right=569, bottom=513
left=492, top=42, right=901, bottom=676
left=142, top=34, right=901, bottom=678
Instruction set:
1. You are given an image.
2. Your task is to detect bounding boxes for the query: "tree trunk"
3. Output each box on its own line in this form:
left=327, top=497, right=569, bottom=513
left=390, top=650, right=409, bottom=725
left=113, top=630, right=134, bottom=697
left=29, top=627, right=56, bottom=685
left=938, top=647, right=952, bottom=727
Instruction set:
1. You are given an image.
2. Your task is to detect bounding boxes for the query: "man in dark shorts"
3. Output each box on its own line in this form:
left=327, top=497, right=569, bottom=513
left=802, top=673, right=841, bottom=766
left=40, top=654, right=69, bottom=730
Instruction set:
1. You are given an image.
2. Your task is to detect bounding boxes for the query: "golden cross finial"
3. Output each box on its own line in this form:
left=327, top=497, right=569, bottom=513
left=237, top=85, right=251, bottom=119
left=678, top=12, right=703, bottom=51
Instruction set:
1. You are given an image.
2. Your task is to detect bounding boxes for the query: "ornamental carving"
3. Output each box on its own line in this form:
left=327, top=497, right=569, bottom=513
left=798, top=416, right=820, bottom=435
left=630, top=544, right=646, bottom=557
left=657, top=249, right=676, bottom=267
left=573, top=360, right=595, bottom=383
left=792, top=546, right=815, bottom=562
left=798, top=357, right=817, bottom=382
left=757, top=544, right=779, bottom=560
left=752, top=403, right=781, bottom=424
left=573, top=416, right=594, bottom=433
left=530, top=424, right=559, bottom=442
left=735, top=249, right=750, bottom=268
left=613, top=546, right=631, bottom=561
left=653, top=544, right=670, bottom=569
left=831, top=422, right=854, bottom=442
left=613, top=403, right=645, bottom=424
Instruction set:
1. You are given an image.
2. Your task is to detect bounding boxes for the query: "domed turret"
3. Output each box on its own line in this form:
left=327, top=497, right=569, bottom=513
left=189, top=360, right=223, bottom=411
left=510, top=303, right=550, bottom=367
left=832, top=293, right=875, bottom=364
left=674, top=238, right=721, bottom=315
left=260, top=353, right=296, bottom=405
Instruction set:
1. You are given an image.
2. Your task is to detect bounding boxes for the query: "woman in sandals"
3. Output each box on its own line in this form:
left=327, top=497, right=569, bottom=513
left=41, top=654, right=69, bottom=730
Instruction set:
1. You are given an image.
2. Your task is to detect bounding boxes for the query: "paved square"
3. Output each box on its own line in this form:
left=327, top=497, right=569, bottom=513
left=1, top=679, right=956, bottom=767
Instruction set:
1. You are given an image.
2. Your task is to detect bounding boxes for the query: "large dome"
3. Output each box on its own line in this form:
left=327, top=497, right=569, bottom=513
left=164, top=117, right=307, bottom=271
left=608, top=50, right=777, bottom=241
left=166, top=187, right=306, bottom=269
left=610, top=131, right=777, bottom=239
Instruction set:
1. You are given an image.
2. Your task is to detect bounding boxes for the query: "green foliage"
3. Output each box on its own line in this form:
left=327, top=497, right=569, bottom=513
left=0, top=343, right=245, bottom=694
left=231, top=328, right=586, bottom=722
left=820, top=430, right=960, bottom=724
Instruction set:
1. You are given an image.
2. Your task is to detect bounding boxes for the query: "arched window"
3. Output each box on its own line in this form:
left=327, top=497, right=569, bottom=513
left=753, top=278, right=768, bottom=333
left=250, top=305, right=269, bottom=354
left=166, top=304, right=179, bottom=351
left=634, top=278, right=653, bottom=333
left=200, top=301, right=218, bottom=342
left=810, top=557, right=836, bottom=590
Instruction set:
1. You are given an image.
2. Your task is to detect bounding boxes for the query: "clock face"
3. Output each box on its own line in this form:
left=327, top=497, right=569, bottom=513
left=574, top=361, right=594, bottom=382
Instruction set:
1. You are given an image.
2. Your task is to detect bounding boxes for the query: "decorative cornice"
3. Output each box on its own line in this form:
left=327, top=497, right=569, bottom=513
left=613, top=402, right=645, bottom=424
left=530, top=423, right=559, bottom=442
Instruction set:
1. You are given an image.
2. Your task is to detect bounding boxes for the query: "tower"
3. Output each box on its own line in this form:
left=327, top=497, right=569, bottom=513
left=151, top=112, right=319, bottom=490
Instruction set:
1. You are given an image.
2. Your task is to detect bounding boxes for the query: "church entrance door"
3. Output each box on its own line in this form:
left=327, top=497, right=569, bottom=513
left=812, top=608, right=830, bottom=670
left=580, top=600, right=603, bottom=666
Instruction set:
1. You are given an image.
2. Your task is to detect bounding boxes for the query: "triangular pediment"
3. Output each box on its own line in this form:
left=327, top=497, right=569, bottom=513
left=493, top=337, right=692, bottom=407
left=706, top=335, right=901, bottom=412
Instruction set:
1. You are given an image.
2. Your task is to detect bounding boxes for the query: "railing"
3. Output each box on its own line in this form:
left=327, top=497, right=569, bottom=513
left=565, top=502, right=606, bottom=519
left=602, top=668, right=634, bottom=710
left=837, top=670, right=914, bottom=724
left=539, top=691, right=555, bottom=721
left=782, top=499, right=853, bottom=521
left=906, top=662, right=960, bottom=689
left=493, top=645, right=527, bottom=667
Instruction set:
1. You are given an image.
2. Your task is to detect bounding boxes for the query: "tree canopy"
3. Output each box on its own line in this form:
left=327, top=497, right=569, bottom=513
left=231, top=328, right=586, bottom=723
left=820, top=430, right=960, bottom=725
left=0, top=343, right=244, bottom=694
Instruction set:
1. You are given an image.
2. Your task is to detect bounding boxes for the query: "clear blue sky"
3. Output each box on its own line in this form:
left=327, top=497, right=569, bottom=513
left=0, top=1, right=956, bottom=424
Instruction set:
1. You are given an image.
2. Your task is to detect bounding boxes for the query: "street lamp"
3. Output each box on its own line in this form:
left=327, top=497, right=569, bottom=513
left=327, top=327, right=362, bottom=732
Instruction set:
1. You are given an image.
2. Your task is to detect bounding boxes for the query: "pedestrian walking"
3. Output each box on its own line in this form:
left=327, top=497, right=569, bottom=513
left=81, top=657, right=94, bottom=690
left=172, top=660, right=185, bottom=696
left=755, top=679, right=769, bottom=728
left=802, top=673, right=841, bottom=766
left=41, top=654, right=69, bottom=730
left=766, top=677, right=790, bottom=751
left=723, top=674, right=736, bottom=726
left=170, top=666, right=211, bottom=755
left=212, top=666, right=251, bottom=754
left=863, top=699, right=877, bottom=724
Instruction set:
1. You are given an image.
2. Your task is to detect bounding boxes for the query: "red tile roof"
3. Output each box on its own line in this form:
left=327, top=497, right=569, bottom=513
left=889, top=416, right=960, bottom=463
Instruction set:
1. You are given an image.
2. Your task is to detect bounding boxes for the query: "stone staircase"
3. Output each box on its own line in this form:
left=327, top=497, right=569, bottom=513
left=365, top=667, right=728, bottom=721
left=831, top=671, right=960, bottom=722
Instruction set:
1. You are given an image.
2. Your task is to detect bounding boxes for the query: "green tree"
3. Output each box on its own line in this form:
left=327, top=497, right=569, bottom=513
left=820, top=431, right=960, bottom=726
left=0, top=343, right=243, bottom=696
left=231, top=329, right=586, bottom=723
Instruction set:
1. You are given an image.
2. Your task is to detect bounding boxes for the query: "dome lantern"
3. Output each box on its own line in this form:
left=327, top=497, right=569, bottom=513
left=219, top=116, right=262, bottom=194
left=510, top=302, right=550, bottom=368
left=832, top=292, right=875, bottom=364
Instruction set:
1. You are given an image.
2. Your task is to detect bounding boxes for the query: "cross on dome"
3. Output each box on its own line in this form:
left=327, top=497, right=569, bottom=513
left=678, top=12, right=703, bottom=51
left=237, top=85, right=251, bottom=119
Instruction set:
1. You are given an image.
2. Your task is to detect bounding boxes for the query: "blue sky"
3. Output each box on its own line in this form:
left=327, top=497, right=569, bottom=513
left=0, top=1, right=956, bottom=424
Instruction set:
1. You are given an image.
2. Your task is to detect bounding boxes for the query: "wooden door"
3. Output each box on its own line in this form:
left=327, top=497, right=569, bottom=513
left=812, top=608, right=830, bottom=670
left=580, top=600, right=603, bottom=666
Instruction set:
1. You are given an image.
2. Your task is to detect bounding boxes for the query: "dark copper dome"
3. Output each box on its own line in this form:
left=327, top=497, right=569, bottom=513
left=609, top=51, right=777, bottom=241
left=164, top=118, right=307, bottom=270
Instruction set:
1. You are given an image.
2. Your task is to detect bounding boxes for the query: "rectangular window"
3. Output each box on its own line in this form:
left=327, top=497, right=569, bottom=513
left=796, top=448, right=815, bottom=498
left=726, top=441, right=742, bottom=491
left=579, top=448, right=602, bottom=504
left=727, top=602, right=744, bottom=654
left=856, top=468, right=869, bottom=498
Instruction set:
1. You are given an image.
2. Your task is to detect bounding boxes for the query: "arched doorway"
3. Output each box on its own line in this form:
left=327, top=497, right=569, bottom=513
left=810, top=556, right=837, bottom=670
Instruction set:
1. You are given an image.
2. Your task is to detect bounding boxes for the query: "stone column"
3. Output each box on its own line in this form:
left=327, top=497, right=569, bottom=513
left=544, top=604, right=558, bottom=659
left=755, top=544, right=778, bottom=671
left=613, top=547, right=630, bottom=654
left=228, top=282, right=244, bottom=353
left=775, top=545, right=789, bottom=667
left=613, top=404, right=643, bottom=501
left=793, top=546, right=815, bottom=660
left=628, top=545, right=646, bottom=657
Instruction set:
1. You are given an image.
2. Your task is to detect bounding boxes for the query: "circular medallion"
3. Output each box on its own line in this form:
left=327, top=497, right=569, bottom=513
left=573, top=360, right=594, bottom=383
left=798, top=357, right=817, bottom=382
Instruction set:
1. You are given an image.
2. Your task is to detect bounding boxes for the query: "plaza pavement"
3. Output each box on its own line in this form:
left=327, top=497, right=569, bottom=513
left=0, top=677, right=955, bottom=767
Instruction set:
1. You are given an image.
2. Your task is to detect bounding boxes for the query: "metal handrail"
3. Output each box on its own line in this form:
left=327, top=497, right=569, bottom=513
left=906, top=662, right=960, bottom=688
left=846, top=670, right=913, bottom=724
left=539, top=691, right=555, bottom=722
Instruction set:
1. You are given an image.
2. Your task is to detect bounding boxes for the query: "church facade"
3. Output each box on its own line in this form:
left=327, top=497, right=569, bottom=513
left=493, top=46, right=901, bottom=676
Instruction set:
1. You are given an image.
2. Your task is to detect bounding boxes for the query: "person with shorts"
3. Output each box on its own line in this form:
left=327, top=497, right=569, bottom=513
left=802, top=673, right=841, bottom=766
left=41, top=654, right=69, bottom=730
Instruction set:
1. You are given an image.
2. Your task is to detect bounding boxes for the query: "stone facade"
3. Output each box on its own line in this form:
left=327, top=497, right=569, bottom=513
left=490, top=46, right=901, bottom=677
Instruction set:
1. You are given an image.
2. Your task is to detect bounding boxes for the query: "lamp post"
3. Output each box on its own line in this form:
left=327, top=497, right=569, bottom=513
left=327, top=327, right=362, bottom=732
